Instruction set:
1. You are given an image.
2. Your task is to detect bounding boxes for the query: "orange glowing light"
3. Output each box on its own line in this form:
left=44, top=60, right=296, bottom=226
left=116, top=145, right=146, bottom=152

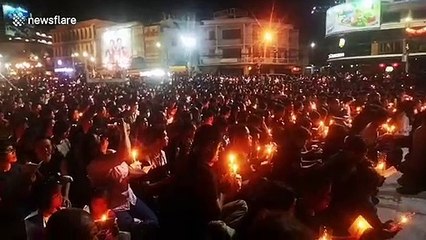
left=375, top=160, right=386, bottom=175
left=348, top=215, right=373, bottom=238
left=356, top=106, right=362, bottom=113
left=382, top=123, right=396, bottom=134
left=231, top=163, right=239, bottom=174
left=263, top=31, right=273, bottom=42
left=318, top=233, right=331, bottom=240
left=228, top=153, right=236, bottom=164
left=311, top=102, right=317, bottom=110
left=78, top=112, right=83, bottom=117
left=101, top=214, right=108, bottom=222
left=323, top=126, right=329, bottom=138
left=256, top=146, right=261, bottom=152
left=291, top=114, right=297, bottom=123
left=398, top=213, right=415, bottom=225
left=131, top=149, right=138, bottom=162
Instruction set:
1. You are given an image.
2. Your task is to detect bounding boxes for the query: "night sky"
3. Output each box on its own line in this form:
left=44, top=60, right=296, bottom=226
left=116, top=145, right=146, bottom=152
left=8, top=0, right=333, bottom=42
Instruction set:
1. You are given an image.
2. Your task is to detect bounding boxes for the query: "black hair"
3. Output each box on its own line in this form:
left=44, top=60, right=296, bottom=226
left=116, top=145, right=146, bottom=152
left=344, top=135, right=367, bottom=154
left=189, top=125, right=222, bottom=164
left=46, top=208, right=97, bottom=240
left=140, top=126, right=166, bottom=146
left=33, top=174, right=63, bottom=211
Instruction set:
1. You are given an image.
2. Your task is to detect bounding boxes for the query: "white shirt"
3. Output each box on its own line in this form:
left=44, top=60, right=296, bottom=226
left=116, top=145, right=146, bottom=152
left=109, top=162, right=137, bottom=211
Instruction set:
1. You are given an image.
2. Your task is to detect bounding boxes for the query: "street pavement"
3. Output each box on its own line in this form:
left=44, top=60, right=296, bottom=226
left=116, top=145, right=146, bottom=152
left=377, top=172, right=426, bottom=240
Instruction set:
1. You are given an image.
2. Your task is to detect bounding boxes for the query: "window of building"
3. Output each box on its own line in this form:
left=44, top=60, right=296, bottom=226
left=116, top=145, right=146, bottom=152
left=412, top=9, right=426, bottom=20
left=222, top=48, right=241, bottom=58
left=208, top=30, right=215, bottom=40
left=222, top=29, right=241, bottom=40
left=379, top=41, right=402, bottom=54
left=209, top=49, right=215, bottom=56
left=382, top=12, right=400, bottom=23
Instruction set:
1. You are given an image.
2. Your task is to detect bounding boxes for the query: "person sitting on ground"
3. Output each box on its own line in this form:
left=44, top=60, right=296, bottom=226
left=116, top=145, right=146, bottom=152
left=45, top=208, right=99, bottom=240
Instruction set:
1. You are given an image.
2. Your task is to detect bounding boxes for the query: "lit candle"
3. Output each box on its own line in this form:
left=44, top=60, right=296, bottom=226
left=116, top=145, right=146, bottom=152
left=397, top=213, right=415, bottom=226
left=131, top=149, right=138, bottom=163
left=356, top=106, right=362, bottom=114
left=291, top=113, right=297, bottom=123
left=100, top=213, right=108, bottom=222
left=348, top=215, right=373, bottom=239
left=311, top=102, right=317, bottom=111
left=227, top=153, right=239, bottom=175
left=318, top=226, right=332, bottom=240
left=375, top=160, right=386, bottom=175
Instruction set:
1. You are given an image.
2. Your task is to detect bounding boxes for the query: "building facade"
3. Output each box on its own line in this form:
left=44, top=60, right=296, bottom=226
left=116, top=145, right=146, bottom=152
left=143, top=18, right=198, bottom=73
left=325, top=0, right=426, bottom=75
left=199, top=8, right=300, bottom=75
left=51, top=19, right=116, bottom=72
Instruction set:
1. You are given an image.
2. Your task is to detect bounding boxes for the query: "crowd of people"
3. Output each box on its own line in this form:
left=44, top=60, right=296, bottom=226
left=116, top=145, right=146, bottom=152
left=0, top=73, right=425, bottom=240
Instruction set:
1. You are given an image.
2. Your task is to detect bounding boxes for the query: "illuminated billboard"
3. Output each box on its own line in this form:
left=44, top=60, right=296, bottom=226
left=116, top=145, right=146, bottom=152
left=101, top=28, right=132, bottom=70
left=326, top=0, right=381, bottom=36
left=2, top=4, right=34, bottom=38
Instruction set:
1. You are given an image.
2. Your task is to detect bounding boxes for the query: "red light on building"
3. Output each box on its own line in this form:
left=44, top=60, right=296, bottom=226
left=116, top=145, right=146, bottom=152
left=392, top=63, right=399, bottom=67
left=379, top=63, right=385, bottom=68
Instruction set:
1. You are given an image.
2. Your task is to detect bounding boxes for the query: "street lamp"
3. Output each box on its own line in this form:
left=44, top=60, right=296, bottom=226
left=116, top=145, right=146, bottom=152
left=263, top=31, right=273, bottom=43
left=83, top=51, right=88, bottom=58
left=90, top=56, right=96, bottom=63
left=156, top=42, right=161, bottom=48
left=310, top=42, right=316, bottom=49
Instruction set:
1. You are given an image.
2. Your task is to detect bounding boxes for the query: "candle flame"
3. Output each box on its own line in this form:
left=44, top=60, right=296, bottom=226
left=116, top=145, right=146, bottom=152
left=311, top=102, right=317, bottom=110
left=356, top=106, right=362, bottom=113
left=348, top=215, right=373, bottom=238
left=101, top=214, right=108, bottom=222
left=291, top=113, right=297, bottom=123
left=256, top=146, right=261, bottom=152
left=398, top=213, right=415, bottom=225
left=375, top=161, right=386, bottom=172
left=231, top=163, right=238, bottom=174
left=78, top=112, right=83, bottom=117
left=131, top=149, right=138, bottom=162
left=228, top=153, right=236, bottom=164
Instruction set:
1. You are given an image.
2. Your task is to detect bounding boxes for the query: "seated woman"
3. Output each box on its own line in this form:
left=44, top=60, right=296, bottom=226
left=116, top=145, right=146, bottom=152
left=87, top=120, right=159, bottom=239
left=160, top=125, right=248, bottom=239
left=131, top=126, right=171, bottom=207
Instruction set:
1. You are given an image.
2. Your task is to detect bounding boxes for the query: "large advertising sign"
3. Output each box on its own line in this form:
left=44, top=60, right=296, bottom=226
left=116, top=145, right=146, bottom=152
left=101, top=28, right=132, bottom=71
left=2, top=4, right=34, bottom=38
left=326, top=0, right=381, bottom=36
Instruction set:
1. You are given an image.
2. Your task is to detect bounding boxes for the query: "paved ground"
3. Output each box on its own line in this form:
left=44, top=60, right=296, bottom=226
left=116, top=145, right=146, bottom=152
left=377, top=172, right=426, bottom=240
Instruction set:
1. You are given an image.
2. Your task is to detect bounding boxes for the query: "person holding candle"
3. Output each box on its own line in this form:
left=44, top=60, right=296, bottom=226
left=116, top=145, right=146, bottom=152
left=87, top=119, right=159, bottom=238
left=132, top=126, right=171, bottom=209
left=160, top=125, right=247, bottom=239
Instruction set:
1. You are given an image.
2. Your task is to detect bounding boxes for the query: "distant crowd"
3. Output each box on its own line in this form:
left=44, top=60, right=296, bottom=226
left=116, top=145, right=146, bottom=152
left=0, top=73, right=425, bottom=240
